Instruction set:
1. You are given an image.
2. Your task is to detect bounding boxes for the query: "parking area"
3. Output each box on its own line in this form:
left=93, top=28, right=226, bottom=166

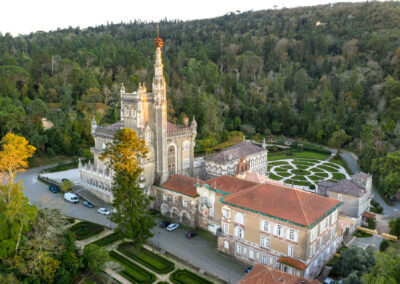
left=349, top=235, right=383, bottom=250
left=16, top=165, right=116, bottom=228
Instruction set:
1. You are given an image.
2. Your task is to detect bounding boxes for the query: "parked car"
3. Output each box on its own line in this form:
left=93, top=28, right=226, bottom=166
left=324, top=278, right=335, bottom=284
left=64, top=192, right=79, bottom=203
left=49, top=185, right=59, bottom=193
left=159, top=220, right=171, bottom=228
left=83, top=201, right=95, bottom=208
left=166, top=223, right=179, bottom=232
left=186, top=231, right=198, bottom=239
left=245, top=267, right=252, bottom=274
left=98, top=208, right=111, bottom=216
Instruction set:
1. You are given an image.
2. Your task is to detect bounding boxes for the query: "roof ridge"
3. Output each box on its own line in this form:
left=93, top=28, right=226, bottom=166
left=294, top=188, right=310, bottom=226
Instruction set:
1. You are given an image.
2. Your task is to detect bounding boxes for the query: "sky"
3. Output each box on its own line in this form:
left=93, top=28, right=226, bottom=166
left=1, top=0, right=367, bottom=36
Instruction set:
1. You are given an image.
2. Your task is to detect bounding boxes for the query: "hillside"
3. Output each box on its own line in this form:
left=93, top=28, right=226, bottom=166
left=0, top=2, right=399, bottom=186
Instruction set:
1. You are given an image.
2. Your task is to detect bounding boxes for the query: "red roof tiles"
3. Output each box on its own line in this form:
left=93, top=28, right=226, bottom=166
left=203, top=175, right=258, bottom=194
left=278, top=257, right=306, bottom=271
left=222, top=182, right=341, bottom=227
left=160, top=174, right=198, bottom=197
left=239, top=264, right=320, bottom=284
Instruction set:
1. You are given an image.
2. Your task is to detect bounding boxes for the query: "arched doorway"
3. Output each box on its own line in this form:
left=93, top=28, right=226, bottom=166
left=161, top=204, right=169, bottom=215
left=168, top=145, right=176, bottom=176
left=181, top=211, right=191, bottom=225
left=171, top=207, right=179, bottom=221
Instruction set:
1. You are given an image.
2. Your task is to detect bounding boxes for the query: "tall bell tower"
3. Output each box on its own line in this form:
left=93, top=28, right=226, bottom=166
left=152, top=27, right=169, bottom=184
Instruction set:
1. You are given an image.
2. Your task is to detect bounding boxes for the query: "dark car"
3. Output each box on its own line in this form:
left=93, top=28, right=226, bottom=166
left=245, top=267, right=252, bottom=274
left=159, top=220, right=171, bottom=228
left=83, top=201, right=95, bottom=208
left=49, top=185, right=59, bottom=193
left=186, top=231, right=198, bottom=239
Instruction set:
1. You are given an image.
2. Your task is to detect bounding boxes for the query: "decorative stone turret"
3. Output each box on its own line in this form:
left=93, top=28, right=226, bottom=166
left=262, top=138, right=267, bottom=150
left=91, top=116, right=97, bottom=135
left=120, top=82, right=125, bottom=97
left=191, top=116, right=197, bottom=134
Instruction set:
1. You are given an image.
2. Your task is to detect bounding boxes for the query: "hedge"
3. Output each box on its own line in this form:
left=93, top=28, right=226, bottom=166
left=91, top=232, right=121, bottom=247
left=170, top=269, right=213, bottom=284
left=109, top=251, right=156, bottom=284
left=318, top=165, right=339, bottom=172
left=69, top=221, right=105, bottom=240
left=268, top=173, right=283, bottom=181
left=331, top=173, right=346, bottom=180
left=118, top=242, right=175, bottom=274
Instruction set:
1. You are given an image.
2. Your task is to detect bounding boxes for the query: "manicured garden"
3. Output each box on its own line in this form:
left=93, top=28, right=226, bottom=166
left=69, top=221, right=105, bottom=240
left=170, top=269, right=213, bottom=284
left=267, top=157, right=350, bottom=191
left=91, top=232, right=121, bottom=247
left=110, top=251, right=156, bottom=284
left=118, top=242, right=175, bottom=274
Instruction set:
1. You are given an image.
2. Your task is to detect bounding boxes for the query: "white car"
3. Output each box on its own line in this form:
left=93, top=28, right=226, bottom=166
left=64, top=192, right=79, bottom=203
left=166, top=223, right=179, bottom=232
left=98, top=208, right=111, bottom=216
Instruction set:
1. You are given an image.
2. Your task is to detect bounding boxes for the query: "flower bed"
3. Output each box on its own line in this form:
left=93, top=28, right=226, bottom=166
left=118, top=242, right=175, bottom=274
left=109, top=251, right=156, bottom=284
left=170, top=269, right=213, bottom=284
left=91, top=232, right=121, bottom=247
left=69, top=221, right=105, bottom=240
left=331, top=173, right=346, bottom=180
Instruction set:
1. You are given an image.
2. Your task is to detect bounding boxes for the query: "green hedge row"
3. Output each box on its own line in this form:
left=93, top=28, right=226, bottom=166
left=110, top=251, right=156, bottom=284
left=170, top=269, right=213, bottom=284
left=118, top=242, right=175, bottom=274
left=69, top=221, right=105, bottom=240
left=92, top=232, right=121, bottom=247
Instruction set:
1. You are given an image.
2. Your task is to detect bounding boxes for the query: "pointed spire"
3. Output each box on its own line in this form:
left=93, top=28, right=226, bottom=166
left=91, top=116, right=97, bottom=135
left=262, top=138, right=266, bottom=149
left=78, top=158, right=82, bottom=169
left=153, top=24, right=163, bottom=48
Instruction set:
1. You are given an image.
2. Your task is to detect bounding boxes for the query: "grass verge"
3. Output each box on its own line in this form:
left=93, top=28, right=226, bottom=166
left=118, top=242, right=175, bottom=274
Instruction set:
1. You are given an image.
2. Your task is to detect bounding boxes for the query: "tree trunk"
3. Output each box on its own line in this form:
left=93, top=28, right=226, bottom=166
left=15, top=219, right=23, bottom=254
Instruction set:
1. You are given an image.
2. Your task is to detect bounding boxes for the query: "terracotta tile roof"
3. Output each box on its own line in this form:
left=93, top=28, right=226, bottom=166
left=160, top=174, right=199, bottom=197
left=363, top=211, right=376, bottom=219
left=319, top=179, right=365, bottom=197
left=239, top=264, right=320, bottom=284
left=203, top=175, right=258, bottom=194
left=222, top=183, right=341, bottom=227
left=206, top=141, right=265, bottom=164
left=239, top=171, right=286, bottom=186
left=278, top=257, right=306, bottom=271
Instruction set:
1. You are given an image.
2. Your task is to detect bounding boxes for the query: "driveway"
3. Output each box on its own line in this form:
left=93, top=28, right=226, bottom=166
left=350, top=235, right=383, bottom=250
left=16, top=165, right=116, bottom=228
left=149, top=223, right=247, bottom=284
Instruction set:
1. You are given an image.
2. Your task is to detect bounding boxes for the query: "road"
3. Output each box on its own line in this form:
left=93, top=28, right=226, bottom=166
left=340, top=151, right=400, bottom=219
left=149, top=224, right=247, bottom=284
left=16, top=164, right=116, bottom=228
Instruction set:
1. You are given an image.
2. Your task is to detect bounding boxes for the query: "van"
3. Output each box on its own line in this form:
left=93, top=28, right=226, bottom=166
left=64, top=192, right=79, bottom=203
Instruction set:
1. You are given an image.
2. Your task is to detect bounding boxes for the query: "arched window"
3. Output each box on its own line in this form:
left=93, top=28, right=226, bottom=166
left=234, top=226, right=244, bottom=239
left=168, top=145, right=176, bottom=175
left=275, top=224, right=282, bottom=236
left=224, top=240, right=229, bottom=249
left=234, top=212, right=244, bottom=224
left=183, top=199, right=188, bottom=208
left=287, top=228, right=297, bottom=241
left=261, top=220, right=269, bottom=232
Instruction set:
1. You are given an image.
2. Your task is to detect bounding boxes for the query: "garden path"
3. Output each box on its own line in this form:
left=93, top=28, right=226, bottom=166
left=75, top=229, right=114, bottom=249
left=104, top=267, right=131, bottom=284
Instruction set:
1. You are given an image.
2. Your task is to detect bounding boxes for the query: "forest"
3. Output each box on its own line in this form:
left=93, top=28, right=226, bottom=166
left=0, top=2, right=399, bottom=194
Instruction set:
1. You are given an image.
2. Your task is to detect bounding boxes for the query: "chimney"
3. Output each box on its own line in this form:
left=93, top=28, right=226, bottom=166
left=183, top=117, right=189, bottom=127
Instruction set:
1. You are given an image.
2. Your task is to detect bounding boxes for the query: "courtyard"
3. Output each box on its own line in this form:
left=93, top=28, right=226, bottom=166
left=267, top=158, right=350, bottom=191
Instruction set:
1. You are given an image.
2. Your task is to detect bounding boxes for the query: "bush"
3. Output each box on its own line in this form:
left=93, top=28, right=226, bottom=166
left=367, top=218, right=376, bottom=230
left=353, top=229, right=372, bottom=238
left=60, top=179, right=74, bottom=192
left=82, top=244, right=109, bottom=275
left=92, top=232, right=121, bottom=247
left=379, top=239, right=392, bottom=251
left=170, top=269, right=213, bottom=284
left=291, top=169, right=310, bottom=175
left=331, top=173, right=346, bottom=180
left=118, top=242, right=175, bottom=274
left=371, top=199, right=380, bottom=207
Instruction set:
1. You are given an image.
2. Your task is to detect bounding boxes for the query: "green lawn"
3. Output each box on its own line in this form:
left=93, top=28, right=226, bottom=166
left=309, top=175, right=324, bottom=181
left=268, top=161, right=289, bottom=166
left=291, top=169, right=310, bottom=175
left=285, top=179, right=312, bottom=187
left=69, top=221, right=105, bottom=240
left=110, top=251, right=156, bottom=284
left=293, top=151, right=329, bottom=160
left=118, top=242, right=175, bottom=274
left=314, top=172, right=329, bottom=178
left=292, top=175, right=307, bottom=181
left=275, top=167, right=289, bottom=172
left=269, top=173, right=283, bottom=181
left=170, top=269, right=213, bottom=284
left=331, top=173, right=346, bottom=180
left=310, top=167, right=324, bottom=172
left=318, top=165, right=339, bottom=172
left=276, top=172, right=291, bottom=177
left=296, top=165, right=310, bottom=170
left=91, top=232, right=121, bottom=247
left=325, top=162, right=341, bottom=169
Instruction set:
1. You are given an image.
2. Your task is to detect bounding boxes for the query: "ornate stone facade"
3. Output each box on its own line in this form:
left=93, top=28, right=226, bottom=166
left=80, top=34, right=197, bottom=203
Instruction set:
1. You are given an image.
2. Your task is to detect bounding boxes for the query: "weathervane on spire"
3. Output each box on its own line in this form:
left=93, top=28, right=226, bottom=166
left=153, top=23, right=163, bottom=48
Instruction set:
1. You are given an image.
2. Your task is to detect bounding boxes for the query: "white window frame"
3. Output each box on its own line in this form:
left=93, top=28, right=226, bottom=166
left=261, top=220, right=269, bottom=233
left=260, top=236, right=270, bottom=249
left=173, top=196, right=177, bottom=203
left=234, top=212, right=244, bottom=225
left=223, top=223, right=229, bottom=234
left=222, top=208, right=231, bottom=219
left=236, top=243, right=242, bottom=254
left=331, top=210, right=337, bottom=223
left=288, top=245, right=294, bottom=257
left=261, top=254, right=268, bottom=264
left=224, top=240, right=229, bottom=249
left=234, top=226, right=244, bottom=239
left=163, top=193, right=168, bottom=201
left=338, top=194, right=342, bottom=201
left=183, top=199, right=188, bottom=208
left=249, top=248, right=254, bottom=259
left=275, top=224, right=282, bottom=237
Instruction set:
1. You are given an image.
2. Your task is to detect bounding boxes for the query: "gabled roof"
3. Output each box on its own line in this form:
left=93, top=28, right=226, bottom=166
left=319, top=179, right=365, bottom=197
left=222, top=182, right=341, bottom=227
left=206, top=141, right=265, bottom=164
left=160, top=174, right=199, bottom=197
left=239, top=264, right=320, bottom=284
left=202, top=175, right=258, bottom=195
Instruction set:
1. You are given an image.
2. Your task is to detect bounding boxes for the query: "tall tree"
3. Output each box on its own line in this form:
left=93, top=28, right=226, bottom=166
left=100, top=128, right=153, bottom=245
